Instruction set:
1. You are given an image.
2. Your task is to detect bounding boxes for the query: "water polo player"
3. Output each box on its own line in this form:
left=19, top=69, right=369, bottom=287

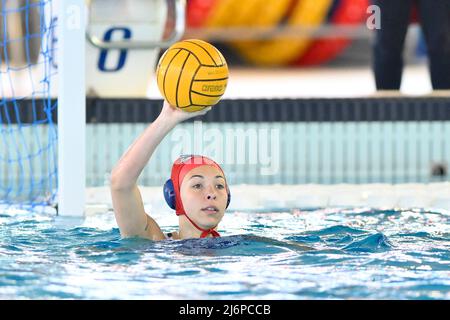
left=110, top=100, right=229, bottom=240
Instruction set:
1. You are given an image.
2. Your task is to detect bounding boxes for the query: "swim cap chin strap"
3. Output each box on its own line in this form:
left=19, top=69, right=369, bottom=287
left=182, top=213, right=220, bottom=238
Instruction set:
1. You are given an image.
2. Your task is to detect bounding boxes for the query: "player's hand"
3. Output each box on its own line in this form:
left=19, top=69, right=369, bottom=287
left=159, top=100, right=212, bottom=124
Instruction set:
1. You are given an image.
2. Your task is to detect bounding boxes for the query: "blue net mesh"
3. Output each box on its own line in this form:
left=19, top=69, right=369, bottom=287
left=0, top=0, right=57, bottom=210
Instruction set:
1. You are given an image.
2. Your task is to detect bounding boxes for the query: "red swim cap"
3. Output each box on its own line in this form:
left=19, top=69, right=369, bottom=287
left=170, top=155, right=226, bottom=238
left=171, top=155, right=226, bottom=216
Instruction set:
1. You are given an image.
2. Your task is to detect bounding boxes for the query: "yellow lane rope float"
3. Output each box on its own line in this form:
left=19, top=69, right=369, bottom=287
left=204, top=0, right=292, bottom=42
left=233, top=0, right=333, bottom=66
left=228, top=0, right=293, bottom=44
left=204, top=0, right=240, bottom=27
left=222, top=0, right=293, bottom=27
left=203, top=0, right=292, bottom=42
left=224, top=0, right=264, bottom=27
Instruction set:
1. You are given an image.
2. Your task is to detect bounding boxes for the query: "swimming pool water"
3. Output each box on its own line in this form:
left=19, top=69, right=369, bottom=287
left=0, top=207, right=449, bottom=299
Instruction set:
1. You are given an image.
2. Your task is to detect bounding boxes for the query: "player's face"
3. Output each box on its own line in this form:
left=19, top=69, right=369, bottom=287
left=180, top=165, right=227, bottom=229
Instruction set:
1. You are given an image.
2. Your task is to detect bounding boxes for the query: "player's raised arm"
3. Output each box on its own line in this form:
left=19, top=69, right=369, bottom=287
left=110, top=101, right=210, bottom=239
left=111, top=38, right=225, bottom=240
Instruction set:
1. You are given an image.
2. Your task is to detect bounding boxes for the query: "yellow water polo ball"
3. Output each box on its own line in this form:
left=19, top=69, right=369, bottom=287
left=156, top=39, right=228, bottom=112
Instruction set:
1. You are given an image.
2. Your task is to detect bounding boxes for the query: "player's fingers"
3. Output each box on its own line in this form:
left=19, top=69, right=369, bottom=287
left=191, top=107, right=212, bottom=117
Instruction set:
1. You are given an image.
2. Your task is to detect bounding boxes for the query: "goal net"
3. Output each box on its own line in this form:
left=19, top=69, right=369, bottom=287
left=0, top=0, right=57, bottom=209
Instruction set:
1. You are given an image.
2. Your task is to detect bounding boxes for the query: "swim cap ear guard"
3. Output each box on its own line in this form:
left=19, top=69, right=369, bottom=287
left=163, top=179, right=176, bottom=210
left=163, top=179, right=231, bottom=210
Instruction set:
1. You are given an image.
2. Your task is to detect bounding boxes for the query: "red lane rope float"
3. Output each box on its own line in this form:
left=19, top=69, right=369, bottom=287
left=234, top=0, right=333, bottom=66
left=293, top=0, right=369, bottom=66
left=187, top=0, right=218, bottom=28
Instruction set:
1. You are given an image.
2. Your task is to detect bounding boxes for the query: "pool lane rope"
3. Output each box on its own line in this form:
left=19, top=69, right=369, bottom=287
left=233, top=0, right=333, bottom=66
left=197, top=0, right=299, bottom=65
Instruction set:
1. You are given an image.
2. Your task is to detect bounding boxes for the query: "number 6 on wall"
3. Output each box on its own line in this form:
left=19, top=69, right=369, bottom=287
left=98, top=27, right=131, bottom=72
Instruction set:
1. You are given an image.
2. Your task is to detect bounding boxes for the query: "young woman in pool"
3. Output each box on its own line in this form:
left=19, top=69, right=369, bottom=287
left=110, top=101, right=230, bottom=241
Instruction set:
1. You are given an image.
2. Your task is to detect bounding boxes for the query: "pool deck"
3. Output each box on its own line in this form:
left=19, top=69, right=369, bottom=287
left=146, top=64, right=448, bottom=99
left=85, top=183, right=450, bottom=215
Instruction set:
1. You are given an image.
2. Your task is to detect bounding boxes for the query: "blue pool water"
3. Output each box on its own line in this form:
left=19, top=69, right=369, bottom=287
left=0, top=207, right=449, bottom=299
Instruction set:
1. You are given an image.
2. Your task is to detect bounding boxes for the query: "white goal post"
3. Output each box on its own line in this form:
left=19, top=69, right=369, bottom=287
left=57, top=0, right=86, bottom=216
